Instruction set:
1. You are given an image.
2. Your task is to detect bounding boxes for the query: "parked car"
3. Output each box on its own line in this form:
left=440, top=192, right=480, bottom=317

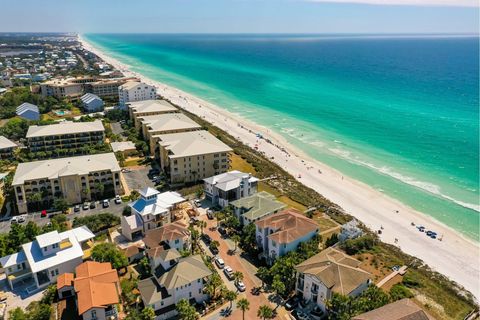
left=194, top=199, right=201, bottom=207
left=83, top=202, right=90, bottom=210
left=218, top=226, right=226, bottom=235
left=202, top=233, right=212, bottom=245
left=285, top=295, right=301, bottom=311
left=207, top=209, right=214, bottom=219
left=102, top=199, right=110, bottom=208
left=235, top=281, right=246, bottom=292
left=223, top=266, right=234, bottom=280
left=210, top=245, right=219, bottom=255
left=190, top=217, right=199, bottom=225
left=214, top=257, right=225, bottom=269
left=292, top=310, right=310, bottom=320
left=90, top=201, right=96, bottom=209
left=74, top=205, right=81, bottom=212
left=114, top=195, right=122, bottom=204
left=41, top=210, right=47, bottom=218
left=10, top=216, right=25, bottom=224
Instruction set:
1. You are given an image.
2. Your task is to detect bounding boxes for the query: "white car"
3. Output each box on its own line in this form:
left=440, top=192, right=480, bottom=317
left=235, top=281, right=246, bottom=292
left=214, top=257, right=225, bottom=269
left=223, top=266, right=234, bottom=280
left=114, top=195, right=122, bottom=204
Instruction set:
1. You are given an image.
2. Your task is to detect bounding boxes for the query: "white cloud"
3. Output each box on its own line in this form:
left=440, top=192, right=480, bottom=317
left=305, top=0, right=479, bottom=7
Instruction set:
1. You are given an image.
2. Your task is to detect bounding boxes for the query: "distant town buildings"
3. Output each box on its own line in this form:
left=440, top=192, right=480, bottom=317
left=12, top=153, right=122, bottom=213
left=0, top=226, right=95, bottom=291
left=119, top=81, right=157, bottom=108
left=295, top=247, right=372, bottom=314
left=157, top=130, right=232, bottom=185
left=80, top=93, right=104, bottom=112
left=204, top=170, right=258, bottom=208
left=256, top=208, right=319, bottom=265
left=230, top=191, right=286, bottom=225
left=26, top=120, right=105, bottom=154
left=16, top=102, right=40, bottom=120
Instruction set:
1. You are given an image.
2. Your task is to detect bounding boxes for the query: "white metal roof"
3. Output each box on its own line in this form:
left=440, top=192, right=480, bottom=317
left=110, top=141, right=136, bottom=153
left=141, top=113, right=201, bottom=133
left=128, top=100, right=177, bottom=114
left=26, top=120, right=105, bottom=138
left=204, top=170, right=259, bottom=192
left=0, top=136, right=17, bottom=150
left=36, top=230, right=61, bottom=248
left=157, top=130, right=232, bottom=159
left=20, top=226, right=95, bottom=273
left=13, top=153, right=120, bottom=186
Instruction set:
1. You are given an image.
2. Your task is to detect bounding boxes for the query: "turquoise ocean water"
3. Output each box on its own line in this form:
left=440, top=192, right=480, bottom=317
left=84, top=34, right=479, bottom=240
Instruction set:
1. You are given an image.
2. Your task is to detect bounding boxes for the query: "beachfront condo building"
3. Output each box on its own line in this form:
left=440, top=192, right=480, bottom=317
left=203, top=170, right=259, bottom=208
left=295, top=247, right=372, bottom=315
left=138, top=255, right=211, bottom=320
left=26, top=120, right=105, bottom=155
left=119, top=81, right=157, bottom=108
left=0, top=136, right=17, bottom=159
left=12, top=153, right=122, bottom=213
left=156, top=130, right=232, bottom=185
left=255, top=208, right=319, bottom=265
left=0, top=226, right=95, bottom=291
left=138, top=113, right=202, bottom=156
left=40, top=76, right=139, bottom=99
left=128, top=99, right=179, bottom=129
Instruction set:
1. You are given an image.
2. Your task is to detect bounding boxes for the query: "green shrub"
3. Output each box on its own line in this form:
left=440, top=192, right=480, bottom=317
left=389, top=284, right=414, bottom=301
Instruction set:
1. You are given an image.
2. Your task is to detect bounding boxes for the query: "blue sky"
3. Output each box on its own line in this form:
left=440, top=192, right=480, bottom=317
left=0, top=0, right=478, bottom=34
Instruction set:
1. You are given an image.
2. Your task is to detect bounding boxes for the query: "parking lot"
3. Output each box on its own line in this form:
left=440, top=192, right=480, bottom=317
left=122, top=167, right=155, bottom=191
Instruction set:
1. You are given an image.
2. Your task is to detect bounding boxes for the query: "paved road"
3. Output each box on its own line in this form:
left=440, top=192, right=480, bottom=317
left=0, top=200, right=127, bottom=234
left=200, top=215, right=277, bottom=320
left=123, top=167, right=154, bottom=191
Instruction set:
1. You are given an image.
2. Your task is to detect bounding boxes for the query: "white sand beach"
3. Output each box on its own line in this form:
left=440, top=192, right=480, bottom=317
left=79, top=36, right=480, bottom=300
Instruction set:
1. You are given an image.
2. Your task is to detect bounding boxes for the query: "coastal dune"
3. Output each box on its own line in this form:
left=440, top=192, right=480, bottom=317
left=79, top=36, right=480, bottom=300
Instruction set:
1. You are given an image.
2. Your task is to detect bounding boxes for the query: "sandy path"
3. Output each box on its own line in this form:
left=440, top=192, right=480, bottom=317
left=79, top=36, right=480, bottom=300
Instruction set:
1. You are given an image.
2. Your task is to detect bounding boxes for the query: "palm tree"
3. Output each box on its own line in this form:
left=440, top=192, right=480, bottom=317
left=205, top=273, right=222, bottom=300
left=210, top=240, right=220, bottom=253
left=231, top=234, right=241, bottom=251
left=224, top=290, right=238, bottom=308
left=233, top=271, right=244, bottom=284
left=257, top=305, right=274, bottom=320
left=272, top=275, right=286, bottom=309
left=256, top=266, right=269, bottom=288
left=236, top=298, right=250, bottom=320
left=176, top=298, right=198, bottom=320
left=198, top=220, right=207, bottom=235
left=215, top=211, right=226, bottom=227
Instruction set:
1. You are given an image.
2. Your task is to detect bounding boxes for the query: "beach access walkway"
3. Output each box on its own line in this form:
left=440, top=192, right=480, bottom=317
left=376, top=265, right=408, bottom=288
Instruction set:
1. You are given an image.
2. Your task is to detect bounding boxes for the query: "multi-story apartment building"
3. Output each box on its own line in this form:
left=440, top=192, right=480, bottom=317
left=0, top=136, right=17, bottom=159
left=57, top=261, right=121, bottom=320
left=128, top=99, right=178, bottom=129
left=118, top=81, right=157, bottom=108
left=204, top=170, right=259, bottom=208
left=139, top=113, right=202, bottom=157
left=255, top=208, right=319, bottom=265
left=295, top=247, right=372, bottom=314
left=120, top=187, right=186, bottom=241
left=12, top=153, right=122, bottom=213
left=156, top=130, right=232, bottom=185
left=138, top=255, right=212, bottom=320
left=40, top=76, right=139, bottom=99
left=230, top=191, right=286, bottom=225
left=0, top=226, right=95, bottom=291
left=26, top=120, right=105, bottom=154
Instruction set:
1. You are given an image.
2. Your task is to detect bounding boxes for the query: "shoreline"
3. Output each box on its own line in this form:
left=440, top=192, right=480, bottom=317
left=79, top=35, right=480, bottom=300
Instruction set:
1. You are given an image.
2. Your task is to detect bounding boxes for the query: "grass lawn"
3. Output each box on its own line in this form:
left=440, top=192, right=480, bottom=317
left=123, top=157, right=142, bottom=167
left=229, top=152, right=256, bottom=174
left=313, top=212, right=340, bottom=233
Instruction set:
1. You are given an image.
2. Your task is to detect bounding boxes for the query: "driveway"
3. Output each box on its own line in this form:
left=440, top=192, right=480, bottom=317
left=200, top=215, right=277, bottom=320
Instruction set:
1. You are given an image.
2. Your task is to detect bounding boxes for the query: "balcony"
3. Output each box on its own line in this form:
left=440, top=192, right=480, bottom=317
left=59, top=239, right=72, bottom=250
left=105, top=306, right=118, bottom=318
left=7, top=267, right=32, bottom=281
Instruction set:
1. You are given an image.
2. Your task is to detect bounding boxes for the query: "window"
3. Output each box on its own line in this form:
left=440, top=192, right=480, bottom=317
left=272, top=241, right=277, bottom=247
left=91, top=310, right=97, bottom=319
left=189, top=292, right=192, bottom=298
left=175, top=239, right=179, bottom=244
left=44, top=247, right=47, bottom=252
left=55, top=269, right=59, bottom=275
left=50, top=270, right=55, bottom=277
